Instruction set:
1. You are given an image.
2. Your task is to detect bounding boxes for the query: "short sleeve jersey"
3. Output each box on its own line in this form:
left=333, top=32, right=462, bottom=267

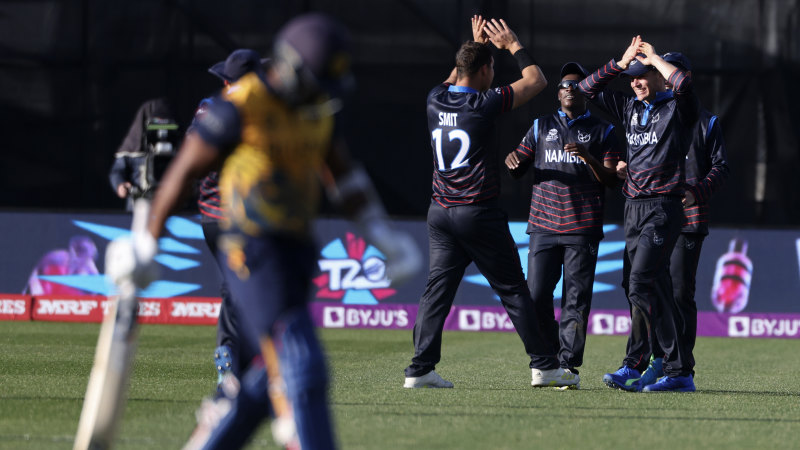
left=193, top=72, right=335, bottom=237
left=427, top=84, right=513, bottom=206
left=513, top=110, right=620, bottom=237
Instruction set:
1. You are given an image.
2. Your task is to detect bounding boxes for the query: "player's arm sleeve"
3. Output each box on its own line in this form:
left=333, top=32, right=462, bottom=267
left=507, top=120, right=536, bottom=178
left=192, top=98, right=241, bottom=158
left=601, top=124, right=622, bottom=164
left=186, top=98, right=213, bottom=136
left=669, top=68, right=700, bottom=127
left=686, top=116, right=730, bottom=204
left=577, top=60, right=628, bottom=121
left=484, top=86, right=515, bottom=116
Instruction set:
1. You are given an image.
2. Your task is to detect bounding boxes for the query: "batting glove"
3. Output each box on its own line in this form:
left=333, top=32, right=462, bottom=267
left=105, top=231, right=159, bottom=290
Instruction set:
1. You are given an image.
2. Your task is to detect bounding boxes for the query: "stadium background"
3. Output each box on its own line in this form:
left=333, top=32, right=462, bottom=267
left=1, top=0, right=799, bottom=226
left=0, top=1, right=799, bottom=338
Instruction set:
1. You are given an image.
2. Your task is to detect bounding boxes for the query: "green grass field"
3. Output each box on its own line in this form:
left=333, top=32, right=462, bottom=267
left=1, top=321, right=799, bottom=449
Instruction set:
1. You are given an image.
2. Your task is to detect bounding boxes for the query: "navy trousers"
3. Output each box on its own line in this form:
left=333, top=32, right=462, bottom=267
left=527, top=233, right=600, bottom=373
left=620, top=196, right=692, bottom=377
left=405, top=201, right=560, bottom=378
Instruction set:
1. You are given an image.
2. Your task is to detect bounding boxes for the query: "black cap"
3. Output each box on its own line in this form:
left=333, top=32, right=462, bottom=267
left=621, top=54, right=656, bottom=77
left=662, top=52, right=692, bottom=72
left=208, top=49, right=269, bottom=82
left=560, top=62, right=589, bottom=79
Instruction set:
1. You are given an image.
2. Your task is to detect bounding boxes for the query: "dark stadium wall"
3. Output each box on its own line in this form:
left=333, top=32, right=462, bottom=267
left=0, top=0, right=798, bottom=226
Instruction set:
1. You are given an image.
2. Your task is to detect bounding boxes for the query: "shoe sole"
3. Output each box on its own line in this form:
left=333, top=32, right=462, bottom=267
left=642, top=387, right=695, bottom=393
left=531, top=380, right=580, bottom=389
left=603, top=379, right=640, bottom=392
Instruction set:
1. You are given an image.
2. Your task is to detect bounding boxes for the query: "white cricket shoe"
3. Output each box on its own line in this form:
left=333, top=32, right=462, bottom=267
left=403, top=370, right=454, bottom=388
left=531, top=367, right=580, bottom=389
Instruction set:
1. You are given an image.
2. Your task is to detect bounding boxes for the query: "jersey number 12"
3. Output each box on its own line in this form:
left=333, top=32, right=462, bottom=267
left=432, top=128, right=471, bottom=171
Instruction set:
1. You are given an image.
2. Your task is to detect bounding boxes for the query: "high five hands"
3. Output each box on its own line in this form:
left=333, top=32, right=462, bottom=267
left=618, top=35, right=660, bottom=69
left=471, top=15, right=489, bottom=44
left=472, top=16, right=522, bottom=53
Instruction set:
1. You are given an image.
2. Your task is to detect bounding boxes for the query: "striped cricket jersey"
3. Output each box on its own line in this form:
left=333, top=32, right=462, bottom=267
left=427, top=83, right=513, bottom=206
left=578, top=60, right=698, bottom=199
left=682, top=108, right=729, bottom=234
left=193, top=72, right=335, bottom=238
left=512, top=109, right=621, bottom=237
left=189, top=97, right=225, bottom=220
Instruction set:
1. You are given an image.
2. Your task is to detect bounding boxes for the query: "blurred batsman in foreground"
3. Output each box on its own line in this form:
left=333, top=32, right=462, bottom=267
left=105, top=13, right=421, bottom=450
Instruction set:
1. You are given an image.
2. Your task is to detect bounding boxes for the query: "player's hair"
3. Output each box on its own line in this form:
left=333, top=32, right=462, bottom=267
left=456, top=41, right=492, bottom=79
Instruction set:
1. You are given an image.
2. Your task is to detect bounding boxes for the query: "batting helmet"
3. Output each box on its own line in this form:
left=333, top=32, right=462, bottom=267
left=271, top=13, right=354, bottom=107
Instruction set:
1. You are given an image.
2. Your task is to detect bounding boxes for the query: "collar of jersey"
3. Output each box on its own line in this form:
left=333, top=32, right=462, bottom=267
left=637, top=90, right=674, bottom=125
left=448, top=85, right=479, bottom=94
left=639, top=89, right=674, bottom=106
left=558, top=108, right=591, bottom=127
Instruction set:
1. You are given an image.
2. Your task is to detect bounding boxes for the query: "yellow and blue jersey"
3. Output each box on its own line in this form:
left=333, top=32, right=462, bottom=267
left=194, top=72, right=335, bottom=238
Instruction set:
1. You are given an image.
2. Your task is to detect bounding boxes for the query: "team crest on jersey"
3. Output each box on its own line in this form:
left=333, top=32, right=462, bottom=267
left=577, top=130, right=591, bottom=143
left=545, top=128, right=559, bottom=142
left=651, top=113, right=660, bottom=123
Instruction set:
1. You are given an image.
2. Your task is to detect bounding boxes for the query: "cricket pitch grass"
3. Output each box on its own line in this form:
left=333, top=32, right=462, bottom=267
left=1, top=322, right=798, bottom=449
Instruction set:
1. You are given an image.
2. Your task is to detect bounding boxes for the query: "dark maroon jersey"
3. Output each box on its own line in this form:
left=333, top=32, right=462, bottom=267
left=511, top=109, right=621, bottom=237
left=427, top=83, right=513, bottom=207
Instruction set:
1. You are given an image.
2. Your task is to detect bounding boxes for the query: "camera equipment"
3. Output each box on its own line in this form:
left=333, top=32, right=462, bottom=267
left=136, top=117, right=179, bottom=199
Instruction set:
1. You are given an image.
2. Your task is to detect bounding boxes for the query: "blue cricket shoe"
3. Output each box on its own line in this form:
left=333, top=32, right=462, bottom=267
left=214, top=345, right=233, bottom=385
left=642, top=375, right=695, bottom=392
left=602, top=366, right=641, bottom=392
left=638, top=356, right=664, bottom=390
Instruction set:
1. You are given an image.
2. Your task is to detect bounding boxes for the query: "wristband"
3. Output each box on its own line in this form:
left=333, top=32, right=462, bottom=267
left=513, top=48, right=538, bottom=72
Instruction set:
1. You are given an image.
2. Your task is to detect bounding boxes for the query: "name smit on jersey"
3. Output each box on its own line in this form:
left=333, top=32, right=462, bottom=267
left=545, top=149, right=586, bottom=165
left=438, top=112, right=458, bottom=126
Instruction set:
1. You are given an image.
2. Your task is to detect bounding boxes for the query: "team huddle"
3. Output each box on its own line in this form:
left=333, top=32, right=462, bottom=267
left=403, top=16, right=728, bottom=394
left=92, top=11, right=728, bottom=450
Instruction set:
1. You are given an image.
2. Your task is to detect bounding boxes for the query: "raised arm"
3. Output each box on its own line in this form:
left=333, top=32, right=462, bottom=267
left=577, top=36, right=642, bottom=120
left=636, top=41, right=690, bottom=92
left=637, top=40, right=698, bottom=126
left=483, top=18, right=546, bottom=109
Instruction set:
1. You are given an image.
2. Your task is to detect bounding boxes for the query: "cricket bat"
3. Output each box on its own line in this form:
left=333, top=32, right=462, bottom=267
left=74, top=200, right=150, bottom=450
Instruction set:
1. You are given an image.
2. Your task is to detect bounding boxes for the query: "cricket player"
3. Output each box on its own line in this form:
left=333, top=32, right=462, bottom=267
left=505, top=62, right=621, bottom=376
left=106, top=13, right=421, bottom=449
left=622, top=52, right=730, bottom=389
left=193, top=48, right=268, bottom=389
left=577, top=36, right=699, bottom=392
left=403, top=15, right=579, bottom=390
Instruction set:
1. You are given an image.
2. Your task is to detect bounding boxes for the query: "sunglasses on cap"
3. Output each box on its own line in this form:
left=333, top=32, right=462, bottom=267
left=558, top=80, right=579, bottom=90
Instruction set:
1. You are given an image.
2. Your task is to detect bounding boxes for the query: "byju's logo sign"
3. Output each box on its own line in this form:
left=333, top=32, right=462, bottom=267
left=313, top=232, right=397, bottom=305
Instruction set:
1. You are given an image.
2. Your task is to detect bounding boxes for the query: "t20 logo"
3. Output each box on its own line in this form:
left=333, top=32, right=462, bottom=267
left=313, top=233, right=397, bottom=305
